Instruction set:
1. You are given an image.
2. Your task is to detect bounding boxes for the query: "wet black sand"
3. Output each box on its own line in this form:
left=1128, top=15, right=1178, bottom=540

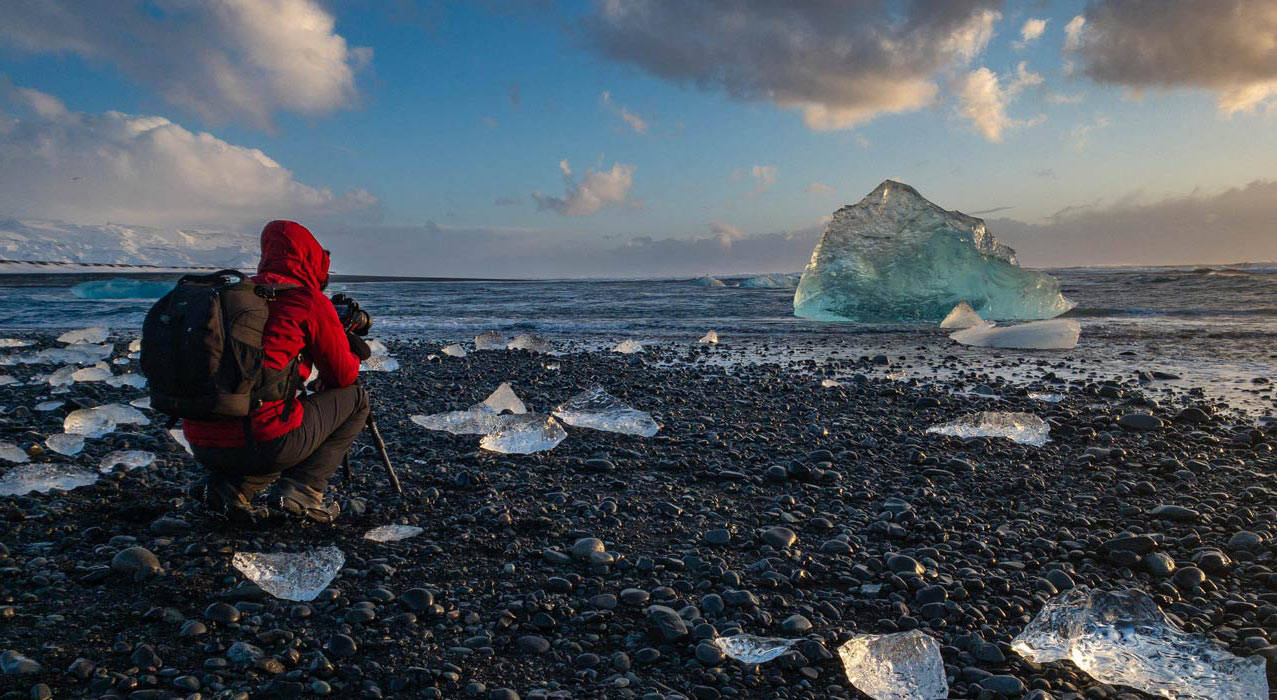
left=1, top=335, right=1275, bottom=700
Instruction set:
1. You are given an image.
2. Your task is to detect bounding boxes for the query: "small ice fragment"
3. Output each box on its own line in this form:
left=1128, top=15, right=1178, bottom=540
left=441, top=344, right=467, bottom=358
left=0, top=338, right=34, bottom=348
left=230, top=547, right=345, bottom=602
left=474, top=331, right=505, bottom=350
left=46, top=434, right=85, bottom=456
left=698, top=330, right=719, bottom=344
left=926, top=412, right=1049, bottom=447
left=1012, top=587, right=1268, bottom=700
left=47, top=366, right=77, bottom=387
left=821, top=379, right=842, bottom=388
left=543, top=362, right=560, bottom=371
left=690, top=276, right=726, bottom=287
left=92, top=403, right=149, bottom=426
left=361, top=356, right=399, bottom=372
left=113, top=358, right=130, bottom=365
left=63, top=408, right=116, bottom=438
left=950, top=319, right=1081, bottom=350
left=106, top=373, right=147, bottom=389
left=740, top=273, right=798, bottom=289
left=1028, top=391, right=1063, bottom=403
left=713, top=635, right=798, bottom=664
left=168, top=428, right=193, bottom=455
left=365, top=339, right=388, bottom=355
left=838, top=630, right=949, bottom=700
left=0, top=463, right=99, bottom=496
left=129, top=396, right=152, bottom=409
left=0, top=375, right=15, bottom=387
left=479, top=414, right=567, bottom=454
left=553, top=387, right=659, bottom=437
left=128, top=338, right=142, bottom=353
left=612, top=339, right=644, bottom=354
left=0, top=441, right=30, bottom=463
left=482, top=382, right=527, bottom=415
left=100, top=450, right=155, bottom=473
left=57, top=327, right=109, bottom=345
left=71, top=366, right=112, bottom=382
left=939, top=302, right=985, bottom=329
left=364, top=525, right=424, bottom=542
left=34, top=401, right=63, bottom=412
left=508, top=333, right=553, bottom=353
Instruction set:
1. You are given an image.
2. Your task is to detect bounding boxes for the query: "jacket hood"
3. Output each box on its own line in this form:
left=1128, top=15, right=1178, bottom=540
left=256, top=220, right=330, bottom=291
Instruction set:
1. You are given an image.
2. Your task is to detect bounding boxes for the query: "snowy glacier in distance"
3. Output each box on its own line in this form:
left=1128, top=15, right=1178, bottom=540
left=793, top=181, right=1074, bottom=323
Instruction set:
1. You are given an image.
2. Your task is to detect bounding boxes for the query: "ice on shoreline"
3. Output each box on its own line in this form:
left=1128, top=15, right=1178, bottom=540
left=939, top=302, right=985, bottom=329
left=1013, top=587, right=1268, bottom=700
left=364, top=524, right=423, bottom=542
left=0, top=464, right=100, bottom=496
left=838, top=630, right=949, bottom=700
left=508, top=333, right=553, bottom=353
left=698, top=330, right=719, bottom=344
left=949, top=319, right=1081, bottom=350
left=99, top=450, right=155, bottom=473
left=926, top=412, right=1050, bottom=447
left=231, top=547, right=345, bottom=602
left=411, top=383, right=527, bottom=435
left=479, top=414, right=566, bottom=454
left=690, top=276, right=726, bottom=287
left=714, top=635, right=798, bottom=664
left=612, top=340, right=643, bottom=354
left=440, top=344, right=467, bottom=358
left=474, top=331, right=505, bottom=351
left=46, top=434, right=85, bottom=457
left=0, top=442, right=30, bottom=463
left=553, top=387, right=659, bottom=437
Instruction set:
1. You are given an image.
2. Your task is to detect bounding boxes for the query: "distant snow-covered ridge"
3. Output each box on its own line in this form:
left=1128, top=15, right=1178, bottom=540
left=0, top=219, right=256, bottom=270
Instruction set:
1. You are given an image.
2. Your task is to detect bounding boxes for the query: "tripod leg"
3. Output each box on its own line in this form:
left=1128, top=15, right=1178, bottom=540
left=342, top=453, right=352, bottom=482
left=366, top=415, right=403, bottom=495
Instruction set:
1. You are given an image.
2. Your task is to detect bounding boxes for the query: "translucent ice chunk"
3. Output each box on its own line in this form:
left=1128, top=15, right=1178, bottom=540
left=714, top=635, right=798, bottom=664
left=950, top=319, right=1081, bottom=350
left=129, top=396, right=151, bottom=409
left=128, top=338, right=142, bottom=353
left=838, top=630, right=949, bottom=700
left=45, top=433, right=85, bottom=457
left=0, top=338, right=34, bottom=348
left=0, top=441, right=30, bottom=463
left=100, top=450, right=155, bottom=473
left=474, top=331, right=505, bottom=350
left=1012, top=587, right=1268, bottom=700
left=71, top=278, right=173, bottom=299
left=939, top=302, right=985, bottom=329
left=168, top=428, right=193, bottom=455
left=0, top=463, right=99, bottom=496
left=57, top=327, right=109, bottom=345
left=34, top=401, right=64, bottom=412
left=740, top=273, right=798, bottom=289
left=508, top=333, right=553, bottom=353
left=479, top=414, right=567, bottom=454
left=47, top=366, right=77, bottom=387
left=0, top=375, right=14, bottom=387
left=361, top=356, right=399, bottom=372
left=24, top=344, right=114, bottom=366
left=553, top=387, right=659, bottom=437
left=92, top=403, right=149, bottom=426
left=821, top=379, right=842, bottom=388
left=105, top=374, right=147, bottom=389
left=1028, top=391, right=1064, bottom=403
left=690, top=276, right=726, bottom=287
left=364, top=524, right=424, bottom=542
left=794, top=181, right=1073, bottom=323
left=926, top=411, right=1049, bottom=446
left=698, top=330, right=719, bottom=344
left=63, top=408, right=116, bottom=438
left=479, top=382, right=524, bottom=414
left=612, top=340, right=644, bottom=354
left=230, top=547, right=345, bottom=602
left=71, top=366, right=112, bottom=382
left=441, top=344, right=467, bottom=358
left=411, top=383, right=528, bottom=435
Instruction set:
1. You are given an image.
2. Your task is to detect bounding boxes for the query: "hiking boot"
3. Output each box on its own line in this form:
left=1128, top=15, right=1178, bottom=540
left=190, top=477, right=267, bottom=522
left=266, top=478, right=340, bottom=524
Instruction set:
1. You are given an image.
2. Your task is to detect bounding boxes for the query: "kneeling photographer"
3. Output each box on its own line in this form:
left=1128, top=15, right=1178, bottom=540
left=174, top=220, right=372, bottom=524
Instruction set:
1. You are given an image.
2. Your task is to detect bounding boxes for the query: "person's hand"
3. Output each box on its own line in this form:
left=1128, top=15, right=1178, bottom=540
left=347, top=332, right=372, bottom=361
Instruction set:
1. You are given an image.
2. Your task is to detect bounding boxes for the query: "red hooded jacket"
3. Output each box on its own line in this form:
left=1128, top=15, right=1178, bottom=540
left=183, top=221, right=361, bottom=448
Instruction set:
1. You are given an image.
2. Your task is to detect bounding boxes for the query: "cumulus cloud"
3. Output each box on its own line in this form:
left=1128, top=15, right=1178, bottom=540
left=1066, top=0, right=1277, bottom=113
left=600, top=91, right=648, bottom=134
left=0, top=86, right=375, bottom=227
left=1018, top=18, right=1048, bottom=46
left=1064, top=15, right=1087, bottom=52
left=991, top=179, right=1277, bottom=266
left=533, top=159, right=635, bottom=216
left=709, top=221, right=744, bottom=248
left=0, top=0, right=368, bottom=130
left=806, top=182, right=834, bottom=196
left=956, top=62, right=1045, bottom=141
left=748, top=165, right=777, bottom=195
left=581, top=0, right=1001, bottom=130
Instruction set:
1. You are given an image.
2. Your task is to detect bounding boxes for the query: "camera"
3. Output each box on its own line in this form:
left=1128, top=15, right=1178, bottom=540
left=331, top=293, right=372, bottom=336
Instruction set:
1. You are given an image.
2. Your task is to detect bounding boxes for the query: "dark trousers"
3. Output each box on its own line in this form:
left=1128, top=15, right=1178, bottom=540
left=193, top=384, right=371, bottom=496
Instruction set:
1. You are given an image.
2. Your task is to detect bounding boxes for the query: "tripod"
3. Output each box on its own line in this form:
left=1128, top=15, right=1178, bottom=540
left=343, top=410, right=403, bottom=495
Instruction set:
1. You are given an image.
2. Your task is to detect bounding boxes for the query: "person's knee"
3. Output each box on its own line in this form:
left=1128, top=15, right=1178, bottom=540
left=352, top=384, right=371, bottom=417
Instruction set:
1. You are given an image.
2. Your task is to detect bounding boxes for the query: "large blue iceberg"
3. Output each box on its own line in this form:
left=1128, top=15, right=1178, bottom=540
left=793, top=181, right=1074, bottom=322
left=72, top=278, right=174, bottom=300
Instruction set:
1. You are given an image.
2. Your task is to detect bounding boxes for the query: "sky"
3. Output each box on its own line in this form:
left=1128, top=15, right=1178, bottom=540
left=1, top=0, right=1275, bottom=277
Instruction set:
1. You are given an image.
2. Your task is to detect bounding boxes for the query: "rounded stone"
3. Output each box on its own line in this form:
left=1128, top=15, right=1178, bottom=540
left=760, top=527, right=796, bottom=548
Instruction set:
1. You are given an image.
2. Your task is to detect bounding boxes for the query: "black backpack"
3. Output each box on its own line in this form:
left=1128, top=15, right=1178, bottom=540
left=141, top=269, right=299, bottom=420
